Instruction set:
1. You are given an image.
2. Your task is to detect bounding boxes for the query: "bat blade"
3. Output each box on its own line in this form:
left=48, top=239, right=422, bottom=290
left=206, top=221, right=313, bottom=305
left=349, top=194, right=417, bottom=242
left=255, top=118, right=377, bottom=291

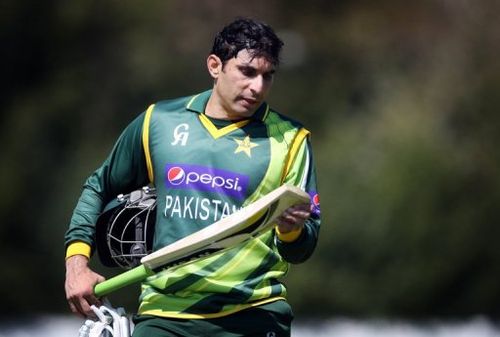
left=142, top=184, right=308, bottom=270
left=94, top=184, right=309, bottom=296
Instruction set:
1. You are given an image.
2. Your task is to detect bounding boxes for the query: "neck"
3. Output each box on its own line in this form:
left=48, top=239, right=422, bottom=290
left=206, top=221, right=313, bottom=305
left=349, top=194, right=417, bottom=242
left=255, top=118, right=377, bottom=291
left=205, top=94, right=233, bottom=120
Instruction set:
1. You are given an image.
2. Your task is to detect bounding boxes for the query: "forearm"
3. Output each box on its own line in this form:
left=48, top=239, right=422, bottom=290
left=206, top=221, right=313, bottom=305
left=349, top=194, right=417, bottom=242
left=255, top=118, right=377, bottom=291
left=65, top=254, right=90, bottom=274
left=276, top=218, right=319, bottom=264
left=277, top=137, right=321, bottom=263
left=64, top=183, right=106, bottom=249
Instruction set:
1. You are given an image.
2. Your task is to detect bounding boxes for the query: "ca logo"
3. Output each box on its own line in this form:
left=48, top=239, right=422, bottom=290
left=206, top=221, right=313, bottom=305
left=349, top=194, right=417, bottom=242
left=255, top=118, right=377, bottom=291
left=266, top=332, right=276, bottom=337
left=171, top=123, right=189, bottom=146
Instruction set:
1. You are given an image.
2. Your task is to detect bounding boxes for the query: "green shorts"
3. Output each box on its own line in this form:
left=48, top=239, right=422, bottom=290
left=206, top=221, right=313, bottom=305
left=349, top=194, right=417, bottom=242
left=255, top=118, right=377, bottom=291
left=132, top=300, right=294, bottom=337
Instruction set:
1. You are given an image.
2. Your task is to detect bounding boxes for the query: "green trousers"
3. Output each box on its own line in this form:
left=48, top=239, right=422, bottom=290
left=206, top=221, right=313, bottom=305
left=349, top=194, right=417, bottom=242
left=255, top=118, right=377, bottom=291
left=132, top=300, right=293, bottom=337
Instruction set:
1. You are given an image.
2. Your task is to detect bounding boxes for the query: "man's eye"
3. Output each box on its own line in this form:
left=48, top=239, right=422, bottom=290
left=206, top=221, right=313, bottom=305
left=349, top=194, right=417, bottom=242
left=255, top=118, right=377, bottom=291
left=240, top=67, right=256, bottom=77
left=263, top=73, right=274, bottom=81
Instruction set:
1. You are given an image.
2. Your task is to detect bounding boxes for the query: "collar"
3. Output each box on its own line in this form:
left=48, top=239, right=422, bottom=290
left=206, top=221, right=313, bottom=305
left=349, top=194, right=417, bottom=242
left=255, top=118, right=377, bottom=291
left=185, top=89, right=270, bottom=122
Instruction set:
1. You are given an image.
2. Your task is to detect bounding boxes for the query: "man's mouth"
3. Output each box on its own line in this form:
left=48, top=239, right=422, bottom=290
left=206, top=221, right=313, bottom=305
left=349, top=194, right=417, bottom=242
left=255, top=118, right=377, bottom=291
left=240, top=97, right=258, bottom=106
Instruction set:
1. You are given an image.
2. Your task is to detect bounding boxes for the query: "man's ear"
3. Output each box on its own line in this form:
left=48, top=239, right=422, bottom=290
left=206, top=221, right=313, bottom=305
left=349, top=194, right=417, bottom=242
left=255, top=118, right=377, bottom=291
left=207, top=54, right=222, bottom=79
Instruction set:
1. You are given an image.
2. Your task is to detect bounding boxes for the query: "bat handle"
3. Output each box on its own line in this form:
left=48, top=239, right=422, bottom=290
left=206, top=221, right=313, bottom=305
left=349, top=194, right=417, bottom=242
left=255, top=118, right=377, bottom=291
left=94, top=265, right=154, bottom=297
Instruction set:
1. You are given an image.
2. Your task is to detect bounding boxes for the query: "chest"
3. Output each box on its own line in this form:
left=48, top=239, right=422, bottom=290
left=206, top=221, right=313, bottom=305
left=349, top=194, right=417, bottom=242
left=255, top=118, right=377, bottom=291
left=149, top=112, right=271, bottom=202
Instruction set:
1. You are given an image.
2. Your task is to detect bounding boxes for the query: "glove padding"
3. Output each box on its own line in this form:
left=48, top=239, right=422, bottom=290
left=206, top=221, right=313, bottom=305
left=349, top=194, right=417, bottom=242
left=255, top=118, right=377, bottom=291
left=78, top=302, right=132, bottom=337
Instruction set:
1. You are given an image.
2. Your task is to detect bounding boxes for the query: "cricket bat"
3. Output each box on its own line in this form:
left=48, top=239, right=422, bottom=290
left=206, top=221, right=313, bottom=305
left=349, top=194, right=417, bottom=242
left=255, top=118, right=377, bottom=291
left=94, top=184, right=309, bottom=297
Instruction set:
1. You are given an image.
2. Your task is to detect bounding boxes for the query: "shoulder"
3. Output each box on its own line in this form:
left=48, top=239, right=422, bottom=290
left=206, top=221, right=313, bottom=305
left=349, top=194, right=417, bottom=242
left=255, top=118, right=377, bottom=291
left=151, top=94, right=196, bottom=113
left=264, top=108, right=309, bottom=134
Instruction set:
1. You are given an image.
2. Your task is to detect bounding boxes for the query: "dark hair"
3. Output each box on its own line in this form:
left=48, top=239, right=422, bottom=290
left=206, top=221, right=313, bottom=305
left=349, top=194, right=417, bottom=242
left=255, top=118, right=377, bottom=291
left=211, top=18, right=284, bottom=66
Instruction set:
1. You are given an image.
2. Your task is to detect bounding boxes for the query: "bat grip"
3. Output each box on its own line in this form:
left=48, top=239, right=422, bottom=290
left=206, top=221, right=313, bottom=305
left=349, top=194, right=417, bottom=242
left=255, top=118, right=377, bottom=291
left=94, top=264, right=154, bottom=297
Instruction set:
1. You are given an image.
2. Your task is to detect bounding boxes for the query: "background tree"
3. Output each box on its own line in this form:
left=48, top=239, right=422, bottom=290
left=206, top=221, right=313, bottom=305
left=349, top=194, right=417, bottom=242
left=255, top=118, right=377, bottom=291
left=1, top=0, right=499, bottom=319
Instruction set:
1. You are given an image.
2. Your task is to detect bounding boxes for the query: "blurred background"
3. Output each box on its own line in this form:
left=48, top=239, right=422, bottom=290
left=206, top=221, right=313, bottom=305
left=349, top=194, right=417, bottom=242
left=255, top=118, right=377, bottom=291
left=1, top=0, right=500, bottom=335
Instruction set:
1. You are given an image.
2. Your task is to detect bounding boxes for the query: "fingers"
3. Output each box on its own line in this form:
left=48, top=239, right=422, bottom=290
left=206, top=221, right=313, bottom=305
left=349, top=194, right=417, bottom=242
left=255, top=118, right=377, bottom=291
left=83, top=293, right=102, bottom=316
left=67, top=300, right=80, bottom=317
left=67, top=294, right=90, bottom=317
left=65, top=258, right=106, bottom=317
left=67, top=286, right=102, bottom=317
left=279, top=204, right=311, bottom=223
left=276, top=203, right=311, bottom=232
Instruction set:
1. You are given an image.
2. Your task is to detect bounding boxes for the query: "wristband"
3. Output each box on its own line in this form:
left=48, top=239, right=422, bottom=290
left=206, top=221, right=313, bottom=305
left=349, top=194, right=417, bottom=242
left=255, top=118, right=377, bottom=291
left=65, top=241, right=91, bottom=259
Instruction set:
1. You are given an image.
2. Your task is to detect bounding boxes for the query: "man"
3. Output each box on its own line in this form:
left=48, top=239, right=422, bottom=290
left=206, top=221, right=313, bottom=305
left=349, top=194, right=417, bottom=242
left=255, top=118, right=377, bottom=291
left=65, top=17, right=321, bottom=336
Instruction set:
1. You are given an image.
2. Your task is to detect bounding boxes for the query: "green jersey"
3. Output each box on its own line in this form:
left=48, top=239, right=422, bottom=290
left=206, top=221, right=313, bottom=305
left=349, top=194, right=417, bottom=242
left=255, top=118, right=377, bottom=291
left=65, top=90, right=321, bottom=319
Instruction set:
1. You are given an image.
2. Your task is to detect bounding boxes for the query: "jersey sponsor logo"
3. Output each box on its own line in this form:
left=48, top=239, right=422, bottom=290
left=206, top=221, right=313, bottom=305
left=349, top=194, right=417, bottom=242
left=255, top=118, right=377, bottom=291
left=164, top=195, right=240, bottom=222
left=167, top=166, right=186, bottom=185
left=309, top=191, right=321, bottom=216
left=165, top=163, right=249, bottom=199
left=171, top=123, right=189, bottom=146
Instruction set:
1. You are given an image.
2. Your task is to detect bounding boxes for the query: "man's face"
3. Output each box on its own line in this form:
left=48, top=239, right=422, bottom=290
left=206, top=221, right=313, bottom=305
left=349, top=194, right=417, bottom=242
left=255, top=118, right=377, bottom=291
left=208, top=49, right=276, bottom=119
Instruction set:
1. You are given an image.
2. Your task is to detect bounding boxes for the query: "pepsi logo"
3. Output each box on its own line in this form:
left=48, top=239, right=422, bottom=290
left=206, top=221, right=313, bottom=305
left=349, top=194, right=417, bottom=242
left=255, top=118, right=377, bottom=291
left=309, top=191, right=321, bottom=216
left=313, top=194, right=320, bottom=206
left=164, top=163, right=250, bottom=199
left=167, top=166, right=185, bottom=185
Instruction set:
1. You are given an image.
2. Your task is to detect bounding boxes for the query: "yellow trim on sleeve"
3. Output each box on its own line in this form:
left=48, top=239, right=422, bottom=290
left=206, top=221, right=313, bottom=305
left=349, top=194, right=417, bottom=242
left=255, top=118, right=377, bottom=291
left=280, top=128, right=310, bottom=184
left=276, top=226, right=303, bottom=243
left=65, top=241, right=92, bottom=259
left=142, top=104, right=155, bottom=183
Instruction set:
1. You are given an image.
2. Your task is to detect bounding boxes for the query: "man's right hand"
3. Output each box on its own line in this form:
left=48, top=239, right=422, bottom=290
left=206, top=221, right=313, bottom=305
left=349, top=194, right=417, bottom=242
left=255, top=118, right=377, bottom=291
left=65, top=255, right=105, bottom=317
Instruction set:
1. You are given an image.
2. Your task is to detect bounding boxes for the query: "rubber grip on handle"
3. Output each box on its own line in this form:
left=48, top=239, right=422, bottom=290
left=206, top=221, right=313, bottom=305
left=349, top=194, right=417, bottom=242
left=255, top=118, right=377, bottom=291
left=94, top=264, right=153, bottom=297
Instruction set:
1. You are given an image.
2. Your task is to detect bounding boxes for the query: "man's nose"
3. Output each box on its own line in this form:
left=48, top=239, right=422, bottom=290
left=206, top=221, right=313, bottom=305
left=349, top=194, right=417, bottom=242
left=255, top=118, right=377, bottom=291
left=249, top=75, right=265, bottom=95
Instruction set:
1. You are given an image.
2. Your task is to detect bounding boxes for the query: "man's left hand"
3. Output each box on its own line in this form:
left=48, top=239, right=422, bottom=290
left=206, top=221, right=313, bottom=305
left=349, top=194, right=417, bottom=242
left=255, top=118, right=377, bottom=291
left=276, top=203, right=311, bottom=234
